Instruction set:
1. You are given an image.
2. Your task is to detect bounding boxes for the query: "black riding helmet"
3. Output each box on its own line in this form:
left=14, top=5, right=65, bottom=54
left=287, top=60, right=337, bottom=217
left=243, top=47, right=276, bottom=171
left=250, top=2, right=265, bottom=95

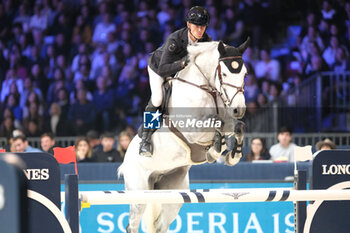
left=186, top=6, right=210, bottom=26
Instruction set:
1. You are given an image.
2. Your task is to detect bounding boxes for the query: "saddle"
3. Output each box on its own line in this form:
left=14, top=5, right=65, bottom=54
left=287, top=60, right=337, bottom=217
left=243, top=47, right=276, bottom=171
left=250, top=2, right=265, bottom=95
left=162, top=79, right=212, bottom=164
left=137, top=79, right=214, bottom=164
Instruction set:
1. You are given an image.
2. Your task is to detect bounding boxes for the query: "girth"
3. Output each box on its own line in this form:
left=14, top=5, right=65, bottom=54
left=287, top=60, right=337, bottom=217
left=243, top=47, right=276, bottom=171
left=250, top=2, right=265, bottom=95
left=163, top=116, right=210, bottom=164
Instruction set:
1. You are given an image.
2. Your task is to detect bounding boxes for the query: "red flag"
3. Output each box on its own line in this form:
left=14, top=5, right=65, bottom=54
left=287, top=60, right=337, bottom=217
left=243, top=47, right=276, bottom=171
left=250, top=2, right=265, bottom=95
left=53, top=146, right=78, bottom=174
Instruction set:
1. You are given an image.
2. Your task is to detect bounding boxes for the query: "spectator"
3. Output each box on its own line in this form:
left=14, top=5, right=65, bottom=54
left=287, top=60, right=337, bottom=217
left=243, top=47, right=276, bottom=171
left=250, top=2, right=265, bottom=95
left=92, top=76, right=115, bottom=132
left=117, top=130, right=133, bottom=159
left=6, top=129, right=23, bottom=152
left=115, top=64, right=139, bottom=112
left=315, top=138, right=337, bottom=151
left=90, top=47, right=118, bottom=81
left=24, top=119, right=42, bottom=137
left=244, top=73, right=259, bottom=102
left=332, top=47, right=350, bottom=71
left=69, top=79, right=93, bottom=104
left=67, top=88, right=97, bottom=135
left=22, top=102, right=44, bottom=136
left=256, top=92, right=268, bottom=107
left=55, top=88, right=70, bottom=119
left=0, top=116, right=15, bottom=140
left=92, top=13, right=116, bottom=44
left=75, top=137, right=93, bottom=162
left=0, top=68, right=23, bottom=103
left=20, top=78, right=43, bottom=109
left=43, top=44, right=56, bottom=79
left=300, top=26, right=325, bottom=60
left=321, top=0, right=336, bottom=20
left=223, top=7, right=245, bottom=47
left=22, top=91, right=44, bottom=119
left=92, top=132, right=123, bottom=162
left=13, top=4, right=31, bottom=31
left=245, top=101, right=259, bottom=117
left=71, top=44, right=89, bottom=73
left=72, top=14, right=92, bottom=45
left=30, top=63, right=49, bottom=97
left=29, top=4, right=48, bottom=31
left=305, top=54, right=329, bottom=76
left=244, top=137, right=271, bottom=161
left=322, top=36, right=340, bottom=67
left=73, top=54, right=92, bottom=85
left=86, top=130, right=102, bottom=152
left=44, top=102, right=71, bottom=136
left=254, top=49, right=281, bottom=81
left=268, top=81, right=282, bottom=102
left=4, top=93, right=22, bottom=123
left=46, top=67, right=67, bottom=104
left=269, top=126, right=296, bottom=162
left=242, top=46, right=258, bottom=68
left=40, top=132, right=56, bottom=155
left=13, top=134, right=42, bottom=152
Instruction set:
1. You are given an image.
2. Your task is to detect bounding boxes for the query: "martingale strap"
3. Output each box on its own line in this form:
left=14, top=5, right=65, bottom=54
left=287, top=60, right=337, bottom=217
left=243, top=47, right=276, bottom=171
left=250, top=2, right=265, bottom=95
left=163, top=116, right=210, bottom=164
left=176, top=77, right=219, bottom=114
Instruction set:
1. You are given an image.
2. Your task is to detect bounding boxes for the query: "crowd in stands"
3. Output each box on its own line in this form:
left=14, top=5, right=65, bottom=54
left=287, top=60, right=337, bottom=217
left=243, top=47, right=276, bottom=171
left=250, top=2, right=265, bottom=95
left=4, top=128, right=133, bottom=163
left=241, top=126, right=338, bottom=162
left=0, top=0, right=349, bottom=157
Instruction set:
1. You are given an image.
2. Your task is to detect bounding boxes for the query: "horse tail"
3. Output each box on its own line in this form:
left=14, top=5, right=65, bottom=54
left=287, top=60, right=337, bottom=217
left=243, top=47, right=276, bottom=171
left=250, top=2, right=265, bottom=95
left=117, top=162, right=124, bottom=179
left=144, top=203, right=161, bottom=233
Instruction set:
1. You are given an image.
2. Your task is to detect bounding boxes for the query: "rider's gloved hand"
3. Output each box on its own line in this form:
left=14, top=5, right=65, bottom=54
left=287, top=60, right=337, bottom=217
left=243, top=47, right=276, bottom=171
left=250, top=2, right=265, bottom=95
left=181, top=55, right=190, bottom=68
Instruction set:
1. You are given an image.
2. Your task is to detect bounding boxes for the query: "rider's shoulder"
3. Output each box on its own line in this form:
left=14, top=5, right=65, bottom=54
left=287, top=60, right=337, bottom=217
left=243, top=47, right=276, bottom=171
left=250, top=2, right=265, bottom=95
left=164, top=28, right=187, bottom=52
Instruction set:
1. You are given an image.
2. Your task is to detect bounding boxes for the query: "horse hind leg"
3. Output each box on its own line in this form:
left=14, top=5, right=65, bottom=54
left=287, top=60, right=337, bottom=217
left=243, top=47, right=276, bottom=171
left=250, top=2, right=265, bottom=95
left=152, top=166, right=190, bottom=233
left=153, top=203, right=182, bottom=233
left=127, top=204, right=147, bottom=233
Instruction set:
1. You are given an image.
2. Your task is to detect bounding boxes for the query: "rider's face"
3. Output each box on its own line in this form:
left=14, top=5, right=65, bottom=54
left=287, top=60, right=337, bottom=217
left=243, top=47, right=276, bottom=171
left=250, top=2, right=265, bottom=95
left=187, top=22, right=206, bottom=41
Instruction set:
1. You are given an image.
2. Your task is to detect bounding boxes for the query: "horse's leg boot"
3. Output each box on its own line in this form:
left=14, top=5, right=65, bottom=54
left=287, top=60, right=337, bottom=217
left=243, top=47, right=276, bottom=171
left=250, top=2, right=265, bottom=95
left=139, top=129, right=153, bottom=156
left=213, top=130, right=223, bottom=153
left=139, top=101, right=159, bottom=157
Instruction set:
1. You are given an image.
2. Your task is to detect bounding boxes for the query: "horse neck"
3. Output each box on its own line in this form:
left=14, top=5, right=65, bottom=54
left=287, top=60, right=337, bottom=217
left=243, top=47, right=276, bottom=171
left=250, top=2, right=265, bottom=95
left=189, top=54, right=217, bottom=87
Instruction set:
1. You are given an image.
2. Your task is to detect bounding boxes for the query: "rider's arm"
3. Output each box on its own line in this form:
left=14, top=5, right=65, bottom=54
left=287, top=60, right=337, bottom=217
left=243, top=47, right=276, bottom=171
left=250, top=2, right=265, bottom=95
left=157, top=39, right=187, bottom=77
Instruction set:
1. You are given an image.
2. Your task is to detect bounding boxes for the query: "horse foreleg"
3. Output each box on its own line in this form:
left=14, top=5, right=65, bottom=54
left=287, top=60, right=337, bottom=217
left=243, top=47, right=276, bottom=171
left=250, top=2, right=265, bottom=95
left=127, top=204, right=147, bottom=233
left=225, top=120, right=245, bottom=166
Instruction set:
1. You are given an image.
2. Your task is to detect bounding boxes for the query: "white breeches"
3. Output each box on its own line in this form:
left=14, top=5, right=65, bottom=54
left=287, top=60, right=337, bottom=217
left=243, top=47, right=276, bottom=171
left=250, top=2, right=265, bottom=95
left=148, top=66, right=164, bottom=107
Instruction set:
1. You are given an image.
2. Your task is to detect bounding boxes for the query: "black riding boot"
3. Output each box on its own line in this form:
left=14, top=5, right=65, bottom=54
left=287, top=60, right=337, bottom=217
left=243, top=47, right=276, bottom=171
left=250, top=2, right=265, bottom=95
left=139, top=101, right=159, bottom=156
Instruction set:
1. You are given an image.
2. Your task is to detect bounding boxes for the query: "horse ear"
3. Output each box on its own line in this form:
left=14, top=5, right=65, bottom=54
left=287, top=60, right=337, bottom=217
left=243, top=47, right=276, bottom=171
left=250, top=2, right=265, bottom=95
left=218, top=40, right=225, bottom=56
left=237, top=37, right=251, bottom=55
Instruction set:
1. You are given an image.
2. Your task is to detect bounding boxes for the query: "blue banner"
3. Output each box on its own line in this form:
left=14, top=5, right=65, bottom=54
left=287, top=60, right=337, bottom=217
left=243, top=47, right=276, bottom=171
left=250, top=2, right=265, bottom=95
left=62, top=182, right=294, bottom=233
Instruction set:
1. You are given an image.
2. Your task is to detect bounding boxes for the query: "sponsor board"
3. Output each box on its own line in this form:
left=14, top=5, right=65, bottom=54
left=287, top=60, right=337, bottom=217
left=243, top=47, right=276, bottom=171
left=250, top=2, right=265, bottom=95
left=63, top=182, right=295, bottom=233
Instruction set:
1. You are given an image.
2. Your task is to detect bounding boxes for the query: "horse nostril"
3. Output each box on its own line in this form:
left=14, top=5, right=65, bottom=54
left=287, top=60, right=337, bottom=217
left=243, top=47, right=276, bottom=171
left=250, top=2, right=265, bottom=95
left=233, top=108, right=238, bottom=114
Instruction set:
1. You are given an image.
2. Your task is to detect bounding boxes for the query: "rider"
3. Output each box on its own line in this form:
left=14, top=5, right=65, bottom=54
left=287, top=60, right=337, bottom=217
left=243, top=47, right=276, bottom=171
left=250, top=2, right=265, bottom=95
left=139, top=6, right=212, bottom=156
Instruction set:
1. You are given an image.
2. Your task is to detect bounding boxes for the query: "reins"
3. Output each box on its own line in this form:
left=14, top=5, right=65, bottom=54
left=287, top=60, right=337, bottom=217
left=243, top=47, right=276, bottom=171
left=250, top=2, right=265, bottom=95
left=174, top=55, right=245, bottom=112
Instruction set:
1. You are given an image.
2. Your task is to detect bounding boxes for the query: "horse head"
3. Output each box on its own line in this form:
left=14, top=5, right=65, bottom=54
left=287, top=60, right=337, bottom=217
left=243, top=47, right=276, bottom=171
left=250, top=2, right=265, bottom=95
left=215, top=38, right=250, bottom=119
left=186, top=38, right=249, bottom=119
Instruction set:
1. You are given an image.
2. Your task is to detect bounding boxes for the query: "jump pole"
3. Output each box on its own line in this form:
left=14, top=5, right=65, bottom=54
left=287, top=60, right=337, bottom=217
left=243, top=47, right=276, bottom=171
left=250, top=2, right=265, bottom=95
left=80, top=188, right=350, bottom=205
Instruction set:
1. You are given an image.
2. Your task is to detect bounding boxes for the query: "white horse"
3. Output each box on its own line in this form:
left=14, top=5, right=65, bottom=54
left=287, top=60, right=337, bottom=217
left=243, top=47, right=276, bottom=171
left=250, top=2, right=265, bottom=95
left=118, top=39, right=249, bottom=233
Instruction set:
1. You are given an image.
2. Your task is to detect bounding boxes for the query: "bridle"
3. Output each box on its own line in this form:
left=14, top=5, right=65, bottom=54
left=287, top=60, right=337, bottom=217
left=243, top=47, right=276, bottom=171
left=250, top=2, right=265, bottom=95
left=216, top=56, right=245, bottom=106
left=175, top=55, right=245, bottom=112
